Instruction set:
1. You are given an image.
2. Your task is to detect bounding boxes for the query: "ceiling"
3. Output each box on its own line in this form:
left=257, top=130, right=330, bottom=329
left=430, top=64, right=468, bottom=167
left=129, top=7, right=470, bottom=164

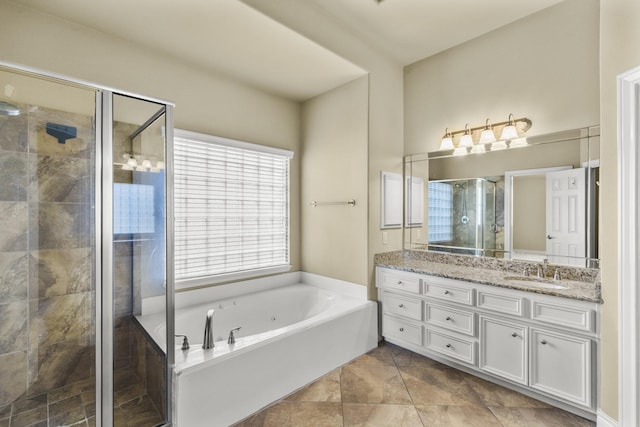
left=18, top=0, right=563, bottom=101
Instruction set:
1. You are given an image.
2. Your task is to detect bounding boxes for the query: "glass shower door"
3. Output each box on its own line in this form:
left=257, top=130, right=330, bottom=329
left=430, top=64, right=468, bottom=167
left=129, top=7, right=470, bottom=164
left=110, top=93, right=170, bottom=427
left=0, top=66, right=98, bottom=426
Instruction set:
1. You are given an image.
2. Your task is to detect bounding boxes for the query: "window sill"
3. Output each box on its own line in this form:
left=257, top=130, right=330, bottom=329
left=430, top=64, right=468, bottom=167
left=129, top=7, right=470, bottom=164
left=175, top=265, right=292, bottom=290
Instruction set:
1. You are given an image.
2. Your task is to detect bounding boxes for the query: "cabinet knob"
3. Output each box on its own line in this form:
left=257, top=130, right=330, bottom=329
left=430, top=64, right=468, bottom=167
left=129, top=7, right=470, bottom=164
left=445, top=343, right=452, bottom=348
left=399, top=327, right=404, bottom=332
left=444, top=290, right=451, bottom=295
left=511, top=332, right=517, bottom=338
left=398, top=304, right=405, bottom=308
left=445, top=316, right=452, bottom=321
left=397, top=281, right=403, bottom=285
left=540, top=339, right=548, bottom=345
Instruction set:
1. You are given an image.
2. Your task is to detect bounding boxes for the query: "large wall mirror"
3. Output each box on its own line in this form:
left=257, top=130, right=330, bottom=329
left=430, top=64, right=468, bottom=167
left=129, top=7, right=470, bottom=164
left=403, top=127, right=600, bottom=268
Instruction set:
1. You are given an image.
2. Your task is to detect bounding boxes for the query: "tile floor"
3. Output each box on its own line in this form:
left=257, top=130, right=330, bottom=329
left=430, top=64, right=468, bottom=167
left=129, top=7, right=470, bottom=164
left=233, top=342, right=596, bottom=427
left=0, top=370, right=163, bottom=427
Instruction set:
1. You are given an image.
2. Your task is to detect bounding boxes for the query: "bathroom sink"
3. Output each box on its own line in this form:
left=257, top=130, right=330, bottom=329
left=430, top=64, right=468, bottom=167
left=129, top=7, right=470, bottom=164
left=502, top=276, right=568, bottom=290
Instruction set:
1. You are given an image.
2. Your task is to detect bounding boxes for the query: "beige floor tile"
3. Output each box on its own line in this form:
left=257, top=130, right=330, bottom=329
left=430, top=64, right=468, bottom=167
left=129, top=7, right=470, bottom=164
left=388, top=343, right=440, bottom=368
left=489, top=407, right=595, bottom=427
left=341, top=365, right=412, bottom=404
left=349, top=344, right=396, bottom=366
left=399, top=365, right=484, bottom=407
left=237, top=402, right=342, bottom=427
left=415, top=405, right=502, bottom=427
left=285, top=369, right=341, bottom=403
left=343, top=403, right=423, bottom=427
left=464, top=374, right=551, bottom=408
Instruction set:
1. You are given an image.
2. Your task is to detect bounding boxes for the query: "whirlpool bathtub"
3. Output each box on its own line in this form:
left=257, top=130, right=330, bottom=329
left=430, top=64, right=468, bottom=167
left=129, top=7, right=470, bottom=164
left=137, top=272, right=378, bottom=427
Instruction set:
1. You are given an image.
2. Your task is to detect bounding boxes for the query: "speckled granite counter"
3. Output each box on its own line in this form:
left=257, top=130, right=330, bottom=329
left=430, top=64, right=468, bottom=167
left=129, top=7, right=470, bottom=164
left=374, top=250, right=602, bottom=303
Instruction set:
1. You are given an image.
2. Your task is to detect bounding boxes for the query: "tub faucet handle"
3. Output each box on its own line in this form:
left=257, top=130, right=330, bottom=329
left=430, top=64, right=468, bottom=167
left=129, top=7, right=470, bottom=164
left=203, top=309, right=215, bottom=350
left=175, top=334, right=190, bottom=351
left=228, top=327, right=242, bottom=345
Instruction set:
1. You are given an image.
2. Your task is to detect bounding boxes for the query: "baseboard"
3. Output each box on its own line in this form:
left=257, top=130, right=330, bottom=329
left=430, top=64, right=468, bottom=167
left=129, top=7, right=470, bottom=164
left=597, top=409, right=618, bottom=427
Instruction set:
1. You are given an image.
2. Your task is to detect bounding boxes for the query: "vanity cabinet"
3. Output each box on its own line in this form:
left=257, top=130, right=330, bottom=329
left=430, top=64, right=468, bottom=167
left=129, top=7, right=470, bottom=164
left=479, top=316, right=528, bottom=385
left=376, top=266, right=599, bottom=417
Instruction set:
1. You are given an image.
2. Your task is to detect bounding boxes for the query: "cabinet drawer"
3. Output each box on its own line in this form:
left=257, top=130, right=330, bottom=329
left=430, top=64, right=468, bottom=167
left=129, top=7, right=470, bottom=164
left=383, top=292, right=422, bottom=321
left=425, top=328, right=476, bottom=365
left=382, top=314, right=422, bottom=346
left=377, top=268, right=421, bottom=294
left=477, top=290, right=525, bottom=317
left=530, top=300, right=594, bottom=333
left=424, top=277, right=474, bottom=306
left=426, top=303, right=475, bottom=336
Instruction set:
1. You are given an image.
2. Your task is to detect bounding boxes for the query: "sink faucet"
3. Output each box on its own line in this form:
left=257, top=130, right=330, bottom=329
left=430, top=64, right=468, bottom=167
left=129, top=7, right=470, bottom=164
left=203, top=309, right=215, bottom=349
left=536, top=264, right=544, bottom=278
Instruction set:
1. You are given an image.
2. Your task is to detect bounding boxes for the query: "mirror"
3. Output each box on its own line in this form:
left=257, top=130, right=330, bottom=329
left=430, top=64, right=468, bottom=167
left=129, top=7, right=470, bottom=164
left=403, top=127, right=600, bottom=267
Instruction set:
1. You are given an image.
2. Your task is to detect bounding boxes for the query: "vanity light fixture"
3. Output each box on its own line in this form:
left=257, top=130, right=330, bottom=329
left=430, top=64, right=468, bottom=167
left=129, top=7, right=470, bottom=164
left=436, top=114, right=532, bottom=155
left=470, top=143, right=486, bottom=154
left=491, top=140, right=508, bottom=151
left=439, top=128, right=454, bottom=150
left=459, top=124, right=474, bottom=147
left=499, top=113, right=519, bottom=140
left=479, top=119, right=496, bottom=143
left=117, top=153, right=165, bottom=173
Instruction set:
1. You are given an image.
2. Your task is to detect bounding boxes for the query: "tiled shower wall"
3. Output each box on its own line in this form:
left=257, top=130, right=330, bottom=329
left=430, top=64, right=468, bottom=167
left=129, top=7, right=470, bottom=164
left=0, top=105, right=95, bottom=407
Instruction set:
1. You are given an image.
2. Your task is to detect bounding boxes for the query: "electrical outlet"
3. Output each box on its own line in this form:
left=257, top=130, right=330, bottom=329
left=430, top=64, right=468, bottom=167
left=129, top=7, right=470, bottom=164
left=382, top=231, right=388, bottom=245
left=416, top=229, right=422, bottom=240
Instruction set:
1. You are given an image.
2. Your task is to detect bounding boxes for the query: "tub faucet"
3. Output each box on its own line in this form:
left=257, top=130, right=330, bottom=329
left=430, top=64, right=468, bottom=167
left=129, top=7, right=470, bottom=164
left=227, top=327, right=242, bottom=345
left=202, top=309, right=215, bottom=350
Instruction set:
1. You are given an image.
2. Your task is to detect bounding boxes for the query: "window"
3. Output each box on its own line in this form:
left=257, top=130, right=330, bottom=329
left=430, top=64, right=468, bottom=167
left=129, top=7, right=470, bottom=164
left=428, top=181, right=453, bottom=243
left=174, top=129, right=293, bottom=287
left=113, top=183, right=155, bottom=234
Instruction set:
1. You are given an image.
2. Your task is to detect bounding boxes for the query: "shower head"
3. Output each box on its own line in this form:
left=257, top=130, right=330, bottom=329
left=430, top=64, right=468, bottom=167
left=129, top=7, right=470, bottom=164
left=0, top=100, right=20, bottom=116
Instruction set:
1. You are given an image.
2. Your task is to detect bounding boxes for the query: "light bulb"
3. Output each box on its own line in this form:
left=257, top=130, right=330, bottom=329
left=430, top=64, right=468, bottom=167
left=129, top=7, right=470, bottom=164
left=156, top=161, right=165, bottom=170
left=141, top=159, right=152, bottom=169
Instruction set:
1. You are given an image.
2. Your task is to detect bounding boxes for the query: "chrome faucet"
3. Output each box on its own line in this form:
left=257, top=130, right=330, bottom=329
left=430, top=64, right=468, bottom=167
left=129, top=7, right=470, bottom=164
left=536, top=264, right=544, bottom=278
left=227, top=327, right=242, bottom=345
left=202, top=309, right=215, bottom=349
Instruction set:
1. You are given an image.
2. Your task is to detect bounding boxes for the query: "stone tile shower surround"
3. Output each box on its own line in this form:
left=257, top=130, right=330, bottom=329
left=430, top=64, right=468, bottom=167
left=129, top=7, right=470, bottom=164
left=0, top=106, right=95, bottom=410
left=0, top=110, right=166, bottom=426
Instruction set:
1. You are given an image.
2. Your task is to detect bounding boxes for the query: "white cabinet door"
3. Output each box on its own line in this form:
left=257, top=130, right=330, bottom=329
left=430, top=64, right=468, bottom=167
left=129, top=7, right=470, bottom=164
left=530, top=328, right=592, bottom=407
left=479, top=316, right=528, bottom=385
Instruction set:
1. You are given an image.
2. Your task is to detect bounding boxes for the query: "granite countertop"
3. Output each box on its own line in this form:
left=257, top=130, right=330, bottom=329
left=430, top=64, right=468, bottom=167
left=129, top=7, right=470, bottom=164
left=374, top=251, right=602, bottom=304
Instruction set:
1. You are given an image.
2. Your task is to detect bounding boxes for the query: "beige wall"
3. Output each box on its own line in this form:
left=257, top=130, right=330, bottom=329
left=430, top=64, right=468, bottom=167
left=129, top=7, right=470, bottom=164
left=243, top=0, right=405, bottom=296
left=598, top=0, right=640, bottom=419
left=512, top=175, right=546, bottom=251
left=404, top=0, right=600, bottom=155
left=0, top=1, right=303, bottom=272
left=301, top=77, right=369, bottom=284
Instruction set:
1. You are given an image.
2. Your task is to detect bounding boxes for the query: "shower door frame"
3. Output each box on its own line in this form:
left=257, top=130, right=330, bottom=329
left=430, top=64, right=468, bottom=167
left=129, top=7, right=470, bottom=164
left=0, top=61, right=176, bottom=427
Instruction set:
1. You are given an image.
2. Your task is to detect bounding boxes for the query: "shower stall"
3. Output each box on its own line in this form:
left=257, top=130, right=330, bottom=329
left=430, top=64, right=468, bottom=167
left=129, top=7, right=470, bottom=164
left=0, top=64, right=174, bottom=426
left=427, top=178, right=499, bottom=256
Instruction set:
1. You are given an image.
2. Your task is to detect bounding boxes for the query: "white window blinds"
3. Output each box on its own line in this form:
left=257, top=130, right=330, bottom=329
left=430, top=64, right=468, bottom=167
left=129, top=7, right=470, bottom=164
left=174, top=130, right=292, bottom=285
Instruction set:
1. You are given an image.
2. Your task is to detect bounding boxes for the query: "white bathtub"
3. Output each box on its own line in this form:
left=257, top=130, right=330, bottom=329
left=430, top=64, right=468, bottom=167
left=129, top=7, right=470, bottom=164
left=137, top=272, right=378, bottom=427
